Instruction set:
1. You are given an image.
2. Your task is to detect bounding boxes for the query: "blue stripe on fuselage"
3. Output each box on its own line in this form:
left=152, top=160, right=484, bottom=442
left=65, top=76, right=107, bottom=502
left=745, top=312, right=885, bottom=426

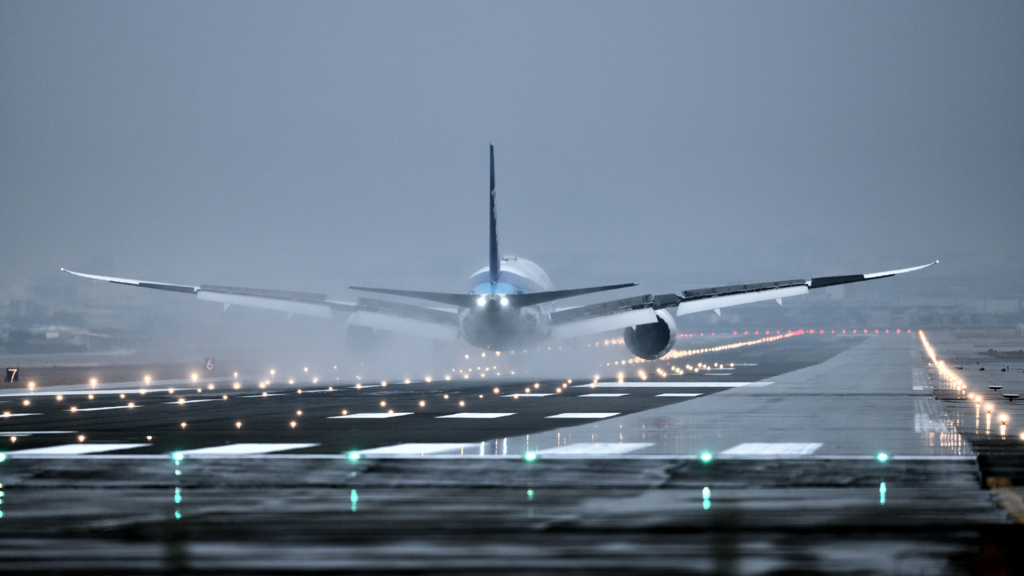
left=467, top=270, right=544, bottom=294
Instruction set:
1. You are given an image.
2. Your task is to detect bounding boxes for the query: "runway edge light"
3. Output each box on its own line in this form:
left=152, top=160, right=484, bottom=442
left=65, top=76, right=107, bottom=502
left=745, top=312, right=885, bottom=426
left=700, top=451, right=713, bottom=463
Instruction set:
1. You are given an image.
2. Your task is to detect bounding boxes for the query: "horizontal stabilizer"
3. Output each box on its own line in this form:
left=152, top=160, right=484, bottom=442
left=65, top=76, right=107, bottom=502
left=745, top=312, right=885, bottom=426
left=349, top=283, right=637, bottom=309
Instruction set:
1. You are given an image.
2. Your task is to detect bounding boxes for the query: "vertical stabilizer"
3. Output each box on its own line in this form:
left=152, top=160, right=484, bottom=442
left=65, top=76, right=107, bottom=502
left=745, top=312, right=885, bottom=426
left=489, top=144, right=499, bottom=286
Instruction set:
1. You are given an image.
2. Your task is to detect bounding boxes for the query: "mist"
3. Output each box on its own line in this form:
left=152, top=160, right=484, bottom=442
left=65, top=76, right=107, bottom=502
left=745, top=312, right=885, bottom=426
left=2, top=2, right=1022, bottom=370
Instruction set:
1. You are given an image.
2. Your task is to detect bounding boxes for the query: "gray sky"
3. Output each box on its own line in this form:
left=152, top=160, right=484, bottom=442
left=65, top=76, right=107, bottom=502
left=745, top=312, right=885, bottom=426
left=2, top=1, right=1022, bottom=298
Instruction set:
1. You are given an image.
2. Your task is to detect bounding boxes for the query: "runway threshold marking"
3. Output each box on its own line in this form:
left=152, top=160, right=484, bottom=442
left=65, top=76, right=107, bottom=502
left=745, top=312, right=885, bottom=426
left=183, top=443, right=319, bottom=456
left=657, top=393, right=703, bottom=397
left=537, top=442, right=653, bottom=456
left=546, top=412, right=620, bottom=419
left=361, top=443, right=467, bottom=456
left=580, top=393, right=629, bottom=397
left=720, top=442, right=823, bottom=456
left=10, top=443, right=149, bottom=456
left=329, top=412, right=413, bottom=419
left=437, top=413, right=515, bottom=419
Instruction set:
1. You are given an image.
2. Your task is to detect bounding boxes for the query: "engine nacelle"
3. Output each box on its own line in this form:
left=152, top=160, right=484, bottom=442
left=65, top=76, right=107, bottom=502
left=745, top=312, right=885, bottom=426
left=623, top=309, right=677, bottom=360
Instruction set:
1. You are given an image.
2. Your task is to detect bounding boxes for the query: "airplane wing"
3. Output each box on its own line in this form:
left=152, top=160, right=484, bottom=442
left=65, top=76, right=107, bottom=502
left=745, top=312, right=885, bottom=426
left=62, top=269, right=460, bottom=341
left=547, top=261, right=937, bottom=340
left=663, top=261, right=938, bottom=317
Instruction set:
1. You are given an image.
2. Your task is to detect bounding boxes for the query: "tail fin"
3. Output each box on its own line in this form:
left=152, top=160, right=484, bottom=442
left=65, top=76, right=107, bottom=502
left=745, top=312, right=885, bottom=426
left=489, top=143, right=499, bottom=285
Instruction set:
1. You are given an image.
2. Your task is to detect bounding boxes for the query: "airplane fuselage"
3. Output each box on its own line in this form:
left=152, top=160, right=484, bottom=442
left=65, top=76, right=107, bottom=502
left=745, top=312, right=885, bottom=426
left=460, top=257, right=554, bottom=350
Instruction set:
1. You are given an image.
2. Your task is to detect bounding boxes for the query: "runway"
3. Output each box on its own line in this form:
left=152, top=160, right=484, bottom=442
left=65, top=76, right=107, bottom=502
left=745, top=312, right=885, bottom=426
left=1, top=331, right=1022, bottom=573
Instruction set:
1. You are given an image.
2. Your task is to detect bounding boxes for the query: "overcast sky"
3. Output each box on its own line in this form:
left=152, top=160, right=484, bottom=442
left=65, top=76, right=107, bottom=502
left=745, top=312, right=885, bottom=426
left=2, top=1, right=1022, bottom=299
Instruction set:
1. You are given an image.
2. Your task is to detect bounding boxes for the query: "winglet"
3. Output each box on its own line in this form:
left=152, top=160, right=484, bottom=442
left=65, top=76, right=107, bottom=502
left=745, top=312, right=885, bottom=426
left=489, top=144, right=499, bottom=286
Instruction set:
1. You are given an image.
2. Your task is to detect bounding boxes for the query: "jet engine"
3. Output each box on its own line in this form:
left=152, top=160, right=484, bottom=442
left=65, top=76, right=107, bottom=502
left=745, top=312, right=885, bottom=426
left=623, top=309, right=677, bottom=360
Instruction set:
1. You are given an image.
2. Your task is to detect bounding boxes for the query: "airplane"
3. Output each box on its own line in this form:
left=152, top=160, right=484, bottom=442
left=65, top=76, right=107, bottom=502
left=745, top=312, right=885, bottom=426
left=64, top=145, right=937, bottom=361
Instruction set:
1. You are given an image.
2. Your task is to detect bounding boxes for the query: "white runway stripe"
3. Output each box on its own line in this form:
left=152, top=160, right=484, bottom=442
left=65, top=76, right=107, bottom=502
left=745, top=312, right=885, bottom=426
left=164, top=399, right=219, bottom=404
left=437, top=412, right=515, bottom=419
left=361, top=443, right=467, bottom=456
left=502, top=393, right=554, bottom=397
left=183, top=443, right=318, bottom=456
left=546, top=412, right=620, bottom=419
left=241, top=393, right=284, bottom=398
left=0, top=431, right=76, bottom=436
left=67, top=405, right=138, bottom=412
left=0, top=388, right=171, bottom=397
left=1, top=413, right=43, bottom=418
left=538, top=442, right=653, bottom=456
left=575, top=382, right=766, bottom=388
left=721, top=442, right=823, bottom=456
left=657, top=393, right=703, bottom=397
left=329, top=412, right=413, bottom=419
left=11, top=443, right=149, bottom=456
left=580, top=393, right=628, bottom=397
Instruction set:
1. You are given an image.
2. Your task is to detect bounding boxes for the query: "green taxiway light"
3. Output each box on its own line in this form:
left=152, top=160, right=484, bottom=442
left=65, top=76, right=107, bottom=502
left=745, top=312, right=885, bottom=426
left=347, top=452, right=361, bottom=461
left=877, top=452, right=889, bottom=463
left=524, top=452, right=537, bottom=462
left=0, top=453, right=6, bottom=463
left=699, top=452, right=713, bottom=463
left=172, top=452, right=184, bottom=462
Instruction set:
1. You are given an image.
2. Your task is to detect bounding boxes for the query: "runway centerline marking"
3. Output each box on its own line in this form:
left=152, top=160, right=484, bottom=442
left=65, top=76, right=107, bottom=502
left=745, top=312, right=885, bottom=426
left=537, top=442, right=653, bottom=456
left=9, top=443, right=150, bottom=456
left=329, top=412, right=413, bottom=419
left=437, top=413, right=515, bottom=419
left=1, top=413, right=43, bottom=418
left=657, top=393, right=703, bottom=397
left=580, top=393, right=629, bottom=397
left=721, top=442, right=823, bottom=456
left=164, top=399, right=218, bottom=405
left=183, top=443, right=318, bottom=456
left=546, top=412, right=620, bottom=419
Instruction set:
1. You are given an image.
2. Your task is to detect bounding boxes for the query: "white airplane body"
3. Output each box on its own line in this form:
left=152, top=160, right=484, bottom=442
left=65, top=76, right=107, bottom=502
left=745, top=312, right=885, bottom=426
left=65, top=145, right=937, bottom=360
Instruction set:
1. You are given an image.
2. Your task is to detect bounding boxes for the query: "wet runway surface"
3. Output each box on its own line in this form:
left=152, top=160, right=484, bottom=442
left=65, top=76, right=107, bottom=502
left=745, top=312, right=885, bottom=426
left=0, top=334, right=857, bottom=456
left=1, top=332, right=1023, bottom=574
